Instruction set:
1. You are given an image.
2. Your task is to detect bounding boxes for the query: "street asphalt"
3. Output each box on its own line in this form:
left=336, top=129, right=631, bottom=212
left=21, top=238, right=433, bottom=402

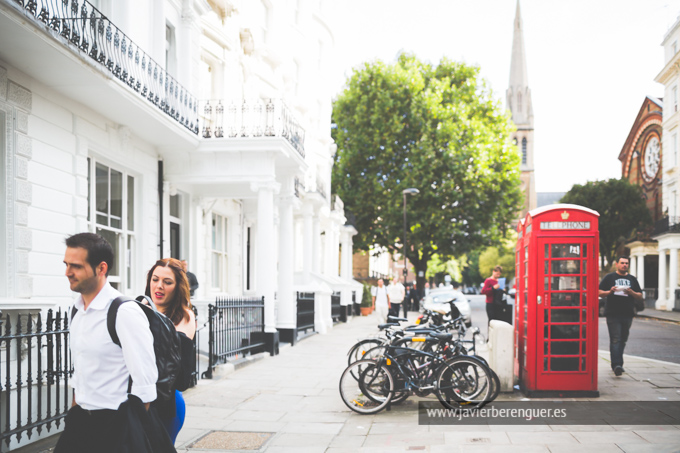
left=173, top=310, right=680, bottom=452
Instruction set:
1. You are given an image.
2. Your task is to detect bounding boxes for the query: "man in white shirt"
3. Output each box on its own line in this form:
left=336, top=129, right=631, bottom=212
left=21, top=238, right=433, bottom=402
left=387, top=277, right=405, bottom=317
left=371, top=278, right=390, bottom=323
left=55, top=233, right=158, bottom=453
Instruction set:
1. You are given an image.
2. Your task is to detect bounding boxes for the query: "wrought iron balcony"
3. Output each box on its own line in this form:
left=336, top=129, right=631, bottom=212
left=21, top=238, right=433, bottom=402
left=200, top=99, right=305, bottom=158
left=7, top=0, right=198, bottom=134
left=653, top=216, right=680, bottom=236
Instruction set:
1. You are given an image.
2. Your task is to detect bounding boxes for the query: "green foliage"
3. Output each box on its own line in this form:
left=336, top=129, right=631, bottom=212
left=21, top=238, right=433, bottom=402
left=361, top=283, right=373, bottom=307
left=425, top=254, right=462, bottom=282
left=332, top=53, right=523, bottom=278
left=560, top=178, right=653, bottom=270
left=479, top=247, right=515, bottom=281
left=461, top=251, right=483, bottom=287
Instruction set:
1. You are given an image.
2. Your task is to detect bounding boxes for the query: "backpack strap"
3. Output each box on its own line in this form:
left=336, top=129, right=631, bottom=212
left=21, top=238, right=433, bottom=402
left=106, top=296, right=134, bottom=346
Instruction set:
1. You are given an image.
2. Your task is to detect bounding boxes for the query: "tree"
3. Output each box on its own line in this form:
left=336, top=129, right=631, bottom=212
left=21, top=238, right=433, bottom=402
left=560, top=178, right=653, bottom=271
left=332, top=53, right=523, bottom=291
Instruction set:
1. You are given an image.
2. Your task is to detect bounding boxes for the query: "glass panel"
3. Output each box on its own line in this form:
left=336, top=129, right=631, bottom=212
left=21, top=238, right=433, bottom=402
left=544, top=343, right=548, bottom=355
left=127, top=175, right=134, bottom=231
left=544, top=325, right=548, bottom=339
left=583, top=244, right=587, bottom=257
left=544, top=310, right=548, bottom=323
left=550, top=341, right=580, bottom=355
left=582, top=308, right=587, bottom=321
left=525, top=246, right=528, bottom=260
left=110, top=169, right=122, bottom=229
left=96, top=214, right=108, bottom=225
left=544, top=358, right=548, bottom=371
left=550, top=325, right=580, bottom=339
left=583, top=276, right=587, bottom=290
left=583, top=260, right=587, bottom=274
left=95, top=163, right=109, bottom=222
left=582, top=325, right=587, bottom=339
left=544, top=244, right=549, bottom=258
left=96, top=228, right=119, bottom=276
left=581, top=357, right=586, bottom=371
left=216, top=215, right=223, bottom=250
left=551, top=357, right=579, bottom=371
left=544, top=277, right=549, bottom=290
left=127, top=235, right=133, bottom=290
left=551, top=276, right=580, bottom=290
left=170, top=194, right=180, bottom=218
left=551, top=260, right=580, bottom=274
left=582, top=342, right=586, bottom=354
left=544, top=261, right=549, bottom=274
left=211, top=213, right=217, bottom=249
left=550, top=309, right=580, bottom=323
left=551, top=244, right=580, bottom=258
left=551, top=292, right=580, bottom=306
left=211, top=252, right=220, bottom=288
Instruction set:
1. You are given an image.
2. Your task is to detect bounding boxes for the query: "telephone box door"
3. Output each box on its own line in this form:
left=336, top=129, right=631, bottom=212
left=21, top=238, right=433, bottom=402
left=536, top=237, right=596, bottom=390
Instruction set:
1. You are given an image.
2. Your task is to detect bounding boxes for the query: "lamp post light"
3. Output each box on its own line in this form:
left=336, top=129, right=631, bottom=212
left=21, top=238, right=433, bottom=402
left=402, top=188, right=420, bottom=281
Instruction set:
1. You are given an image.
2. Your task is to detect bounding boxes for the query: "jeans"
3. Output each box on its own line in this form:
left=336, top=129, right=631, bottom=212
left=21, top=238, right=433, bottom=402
left=606, top=316, right=633, bottom=369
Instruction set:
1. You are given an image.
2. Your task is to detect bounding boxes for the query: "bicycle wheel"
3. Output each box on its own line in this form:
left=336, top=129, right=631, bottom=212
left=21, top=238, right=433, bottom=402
left=347, top=339, right=384, bottom=367
left=339, top=359, right=394, bottom=414
left=434, top=356, right=493, bottom=410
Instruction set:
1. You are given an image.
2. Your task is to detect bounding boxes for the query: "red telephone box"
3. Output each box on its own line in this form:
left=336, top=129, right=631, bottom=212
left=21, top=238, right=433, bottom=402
left=514, top=204, right=600, bottom=397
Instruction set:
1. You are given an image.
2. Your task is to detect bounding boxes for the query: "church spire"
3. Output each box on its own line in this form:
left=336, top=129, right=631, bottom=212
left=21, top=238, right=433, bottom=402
left=507, top=0, right=532, bottom=127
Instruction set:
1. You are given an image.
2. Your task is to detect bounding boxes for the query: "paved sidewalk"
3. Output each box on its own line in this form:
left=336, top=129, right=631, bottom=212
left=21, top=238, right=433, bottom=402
left=637, top=307, right=680, bottom=324
left=176, top=313, right=680, bottom=452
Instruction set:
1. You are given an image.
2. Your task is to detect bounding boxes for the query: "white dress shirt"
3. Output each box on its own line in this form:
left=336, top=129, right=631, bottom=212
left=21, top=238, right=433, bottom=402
left=70, top=282, right=157, bottom=410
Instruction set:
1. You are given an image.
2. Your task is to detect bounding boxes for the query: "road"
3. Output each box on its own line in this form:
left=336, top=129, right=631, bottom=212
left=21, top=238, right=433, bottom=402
left=465, top=294, right=680, bottom=365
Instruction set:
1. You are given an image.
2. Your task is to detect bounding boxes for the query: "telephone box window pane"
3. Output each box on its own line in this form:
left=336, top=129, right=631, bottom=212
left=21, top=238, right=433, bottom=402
left=544, top=244, right=549, bottom=258
left=545, top=261, right=549, bottom=274
left=581, top=357, right=586, bottom=371
left=582, top=325, right=587, bottom=339
left=544, top=310, right=548, bottom=323
left=551, top=276, right=580, bottom=290
left=551, top=244, right=580, bottom=258
left=583, top=277, right=587, bottom=290
left=582, top=308, right=587, bottom=321
left=544, top=325, right=549, bottom=339
left=525, top=246, right=528, bottom=260
left=550, top=309, right=580, bottom=323
left=551, top=292, right=580, bottom=306
left=550, top=341, right=580, bottom=355
left=544, top=358, right=548, bottom=371
left=582, top=342, right=587, bottom=354
left=583, top=261, right=587, bottom=274
left=550, top=325, right=580, bottom=339
left=544, top=277, right=549, bottom=290
left=583, top=244, right=587, bottom=257
left=551, top=357, right=579, bottom=371
left=551, top=260, right=580, bottom=275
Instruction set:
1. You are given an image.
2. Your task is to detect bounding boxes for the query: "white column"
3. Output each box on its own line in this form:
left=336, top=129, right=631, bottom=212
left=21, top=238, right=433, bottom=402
left=312, top=214, right=321, bottom=274
left=302, top=203, right=314, bottom=282
left=251, top=181, right=280, bottom=332
left=658, top=249, right=667, bottom=309
left=324, top=224, right=336, bottom=276
left=277, top=194, right=296, bottom=329
left=637, top=254, right=645, bottom=289
left=670, top=249, right=679, bottom=312
left=340, top=230, right=351, bottom=280
left=630, top=256, right=637, bottom=278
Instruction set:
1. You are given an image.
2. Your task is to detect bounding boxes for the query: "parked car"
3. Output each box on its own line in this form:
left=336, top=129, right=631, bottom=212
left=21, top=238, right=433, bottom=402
left=421, top=288, right=472, bottom=327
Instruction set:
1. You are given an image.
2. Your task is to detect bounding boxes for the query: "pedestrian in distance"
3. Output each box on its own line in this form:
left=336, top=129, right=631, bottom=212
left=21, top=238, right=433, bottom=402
left=598, top=256, right=643, bottom=377
left=57, top=233, right=172, bottom=453
left=387, top=277, right=406, bottom=318
left=405, top=282, right=420, bottom=315
left=145, top=258, right=197, bottom=444
left=371, top=278, right=390, bottom=324
left=481, top=265, right=503, bottom=326
left=181, top=260, right=199, bottom=297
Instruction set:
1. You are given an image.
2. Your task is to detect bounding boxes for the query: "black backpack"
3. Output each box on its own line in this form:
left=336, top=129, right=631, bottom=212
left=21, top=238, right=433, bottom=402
left=71, top=296, right=182, bottom=402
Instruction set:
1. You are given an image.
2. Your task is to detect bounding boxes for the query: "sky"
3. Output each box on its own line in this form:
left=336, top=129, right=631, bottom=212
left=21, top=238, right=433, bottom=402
left=325, top=0, right=680, bottom=193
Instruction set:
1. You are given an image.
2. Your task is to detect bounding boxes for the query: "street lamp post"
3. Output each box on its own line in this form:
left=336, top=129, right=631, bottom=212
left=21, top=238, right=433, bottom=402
left=402, top=188, right=420, bottom=282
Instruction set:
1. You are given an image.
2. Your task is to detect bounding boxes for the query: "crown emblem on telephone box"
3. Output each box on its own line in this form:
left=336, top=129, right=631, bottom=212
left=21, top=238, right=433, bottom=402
left=561, top=211, right=570, bottom=220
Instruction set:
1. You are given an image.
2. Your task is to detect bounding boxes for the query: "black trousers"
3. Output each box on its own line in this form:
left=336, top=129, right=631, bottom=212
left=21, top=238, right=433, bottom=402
left=486, top=303, right=496, bottom=326
left=389, top=303, right=401, bottom=318
left=55, top=406, right=120, bottom=453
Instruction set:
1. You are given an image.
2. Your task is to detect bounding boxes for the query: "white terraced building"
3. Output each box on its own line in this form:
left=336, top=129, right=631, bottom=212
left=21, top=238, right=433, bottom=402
left=0, top=1, right=361, bottom=449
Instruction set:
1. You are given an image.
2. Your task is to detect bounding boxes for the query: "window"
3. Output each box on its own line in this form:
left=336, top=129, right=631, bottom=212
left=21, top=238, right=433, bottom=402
left=0, top=110, right=5, bottom=297
left=169, top=194, right=181, bottom=260
left=674, top=86, right=678, bottom=113
left=211, top=213, right=228, bottom=291
left=165, top=24, right=177, bottom=78
left=522, top=138, right=528, bottom=165
left=88, top=159, right=136, bottom=291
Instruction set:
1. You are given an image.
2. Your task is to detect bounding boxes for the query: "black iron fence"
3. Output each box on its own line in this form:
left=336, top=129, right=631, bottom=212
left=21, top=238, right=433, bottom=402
left=653, top=216, right=680, bottom=236
left=331, top=292, right=341, bottom=323
left=199, top=99, right=305, bottom=157
left=202, top=297, right=265, bottom=379
left=296, top=292, right=315, bottom=339
left=7, top=0, right=198, bottom=134
left=0, top=310, right=72, bottom=449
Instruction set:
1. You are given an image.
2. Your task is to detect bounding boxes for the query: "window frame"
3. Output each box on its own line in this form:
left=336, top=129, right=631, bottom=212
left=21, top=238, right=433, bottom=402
left=211, top=212, right=228, bottom=292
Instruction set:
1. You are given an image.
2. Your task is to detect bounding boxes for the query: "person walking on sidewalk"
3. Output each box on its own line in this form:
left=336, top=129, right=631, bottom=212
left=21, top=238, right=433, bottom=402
left=57, top=233, right=163, bottom=452
left=372, top=279, right=390, bottom=323
left=598, top=256, right=643, bottom=377
left=481, top=265, right=502, bottom=325
left=387, top=277, right=405, bottom=318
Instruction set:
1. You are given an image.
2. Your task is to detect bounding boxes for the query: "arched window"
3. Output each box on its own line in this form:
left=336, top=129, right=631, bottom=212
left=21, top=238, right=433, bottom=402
left=522, top=138, right=527, bottom=164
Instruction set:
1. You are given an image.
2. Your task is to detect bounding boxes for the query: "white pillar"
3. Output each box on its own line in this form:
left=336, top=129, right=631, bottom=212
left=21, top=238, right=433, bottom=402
left=302, top=203, right=314, bottom=282
left=252, top=181, right=280, bottom=332
left=630, top=256, right=637, bottom=278
left=312, top=214, right=321, bottom=274
left=658, top=249, right=667, bottom=310
left=637, top=254, right=645, bottom=289
left=324, top=224, right=336, bottom=276
left=670, top=249, right=678, bottom=312
left=277, top=193, right=296, bottom=329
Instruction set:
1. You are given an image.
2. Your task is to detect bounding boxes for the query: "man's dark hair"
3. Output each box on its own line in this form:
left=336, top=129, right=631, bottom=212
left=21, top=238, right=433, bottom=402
left=65, top=233, right=114, bottom=276
left=616, top=256, right=630, bottom=263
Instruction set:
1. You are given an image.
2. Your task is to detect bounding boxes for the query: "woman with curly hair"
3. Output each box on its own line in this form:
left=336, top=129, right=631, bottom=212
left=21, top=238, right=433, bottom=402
left=145, top=258, right=196, bottom=444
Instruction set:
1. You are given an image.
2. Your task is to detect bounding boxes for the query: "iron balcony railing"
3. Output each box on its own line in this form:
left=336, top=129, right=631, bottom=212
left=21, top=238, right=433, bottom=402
left=199, top=99, right=306, bottom=158
left=8, top=0, right=199, bottom=134
left=653, top=216, right=680, bottom=236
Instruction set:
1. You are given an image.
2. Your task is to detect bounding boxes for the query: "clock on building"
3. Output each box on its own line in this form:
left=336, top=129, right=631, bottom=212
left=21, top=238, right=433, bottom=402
left=643, top=136, right=660, bottom=182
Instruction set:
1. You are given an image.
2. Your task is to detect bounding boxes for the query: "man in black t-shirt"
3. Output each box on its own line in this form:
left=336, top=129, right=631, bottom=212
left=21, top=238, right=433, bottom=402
left=598, top=256, right=643, bottom=377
